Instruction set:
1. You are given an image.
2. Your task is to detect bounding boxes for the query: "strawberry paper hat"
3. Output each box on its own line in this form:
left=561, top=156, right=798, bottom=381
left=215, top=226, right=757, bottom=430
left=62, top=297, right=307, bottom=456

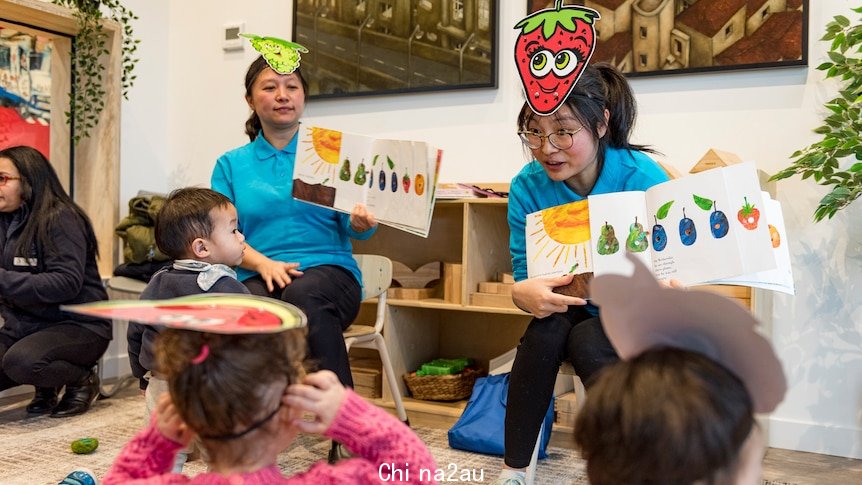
left=241, top=34, right=309, bottom=74
left=589, top=253, right=787, bottom=413
left=63, top=293, right=307, bottom=335
left=514, top=1, right=601, bottom=115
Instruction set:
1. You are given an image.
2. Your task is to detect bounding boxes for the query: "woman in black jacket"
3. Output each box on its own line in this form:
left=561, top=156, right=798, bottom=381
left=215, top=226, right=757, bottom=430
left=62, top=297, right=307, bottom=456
left=0, top=146, right=110, bottom=417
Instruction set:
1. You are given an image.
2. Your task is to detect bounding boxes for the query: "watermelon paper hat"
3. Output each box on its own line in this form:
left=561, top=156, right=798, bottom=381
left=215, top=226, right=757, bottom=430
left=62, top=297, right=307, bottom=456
left=63, top=293, right=307, bottom=334
left=514, top=1, right=601, bottom=115
left=589, top=253, right=787, bottom=413
left=241, top=33, right=309, bottom=74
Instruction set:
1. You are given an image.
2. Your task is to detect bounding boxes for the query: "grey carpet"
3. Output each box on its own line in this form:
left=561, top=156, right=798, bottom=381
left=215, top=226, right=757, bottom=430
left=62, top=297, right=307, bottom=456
left=0, top=392, right=799, bottom=485
left=0, top=392, right=586, bottom=484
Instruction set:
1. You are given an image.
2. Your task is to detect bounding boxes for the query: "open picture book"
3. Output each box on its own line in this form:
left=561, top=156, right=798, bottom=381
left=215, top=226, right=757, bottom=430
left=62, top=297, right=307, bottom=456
left=291, top=125, right=442, bottom=237
left=526, top=162, right=794, bottom=297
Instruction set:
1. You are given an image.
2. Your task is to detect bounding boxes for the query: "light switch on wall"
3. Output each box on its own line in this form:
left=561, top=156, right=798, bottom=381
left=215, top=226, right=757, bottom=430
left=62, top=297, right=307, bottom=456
left=223, top=22, right=244, bottom=51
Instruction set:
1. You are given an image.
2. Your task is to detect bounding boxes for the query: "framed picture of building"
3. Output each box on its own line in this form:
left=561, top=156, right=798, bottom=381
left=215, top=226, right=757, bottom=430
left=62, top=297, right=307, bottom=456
left=293, top=0, right=498, bottom=99
left=525, top=0, right=807, bottom=77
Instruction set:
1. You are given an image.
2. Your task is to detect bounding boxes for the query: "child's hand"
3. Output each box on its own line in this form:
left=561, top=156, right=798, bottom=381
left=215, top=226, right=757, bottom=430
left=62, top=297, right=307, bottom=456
left=283, top=370, right=346, bottom=435
left=155, top=393, right=195, bottom=446
left=258, top=258, right=303, bottom=291
left=349, top=203, right=378, bottom=233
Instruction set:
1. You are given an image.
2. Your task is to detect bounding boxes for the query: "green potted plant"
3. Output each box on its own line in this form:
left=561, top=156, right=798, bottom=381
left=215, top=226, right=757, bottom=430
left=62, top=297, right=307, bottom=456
left=52, top=0, right=140, bottom=143
left=771, top=7, right=862, bottom=221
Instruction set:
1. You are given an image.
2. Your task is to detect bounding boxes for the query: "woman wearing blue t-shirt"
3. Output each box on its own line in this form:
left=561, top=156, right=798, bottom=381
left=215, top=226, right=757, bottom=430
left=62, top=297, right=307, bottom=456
left=212, top=57, right=377, bottom=395
left=498, top=63, right=670, bottom=483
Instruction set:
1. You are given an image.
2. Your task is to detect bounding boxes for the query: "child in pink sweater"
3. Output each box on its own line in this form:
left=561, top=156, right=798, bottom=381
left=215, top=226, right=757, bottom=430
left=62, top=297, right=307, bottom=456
left=103, top=326, right=436, bottom=484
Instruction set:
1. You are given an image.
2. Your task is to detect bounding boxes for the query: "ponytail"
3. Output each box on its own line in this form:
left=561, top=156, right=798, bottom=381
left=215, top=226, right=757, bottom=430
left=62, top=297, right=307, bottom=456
left=245, top=113, right=262, bottom=142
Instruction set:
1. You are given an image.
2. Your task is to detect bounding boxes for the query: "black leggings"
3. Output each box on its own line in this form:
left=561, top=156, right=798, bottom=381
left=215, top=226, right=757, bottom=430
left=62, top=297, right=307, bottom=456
left=504, top=306, right=618, bottom=468
left=0, top=324, right=110, bottom=391
left=244, top=265, right=360, bottom=387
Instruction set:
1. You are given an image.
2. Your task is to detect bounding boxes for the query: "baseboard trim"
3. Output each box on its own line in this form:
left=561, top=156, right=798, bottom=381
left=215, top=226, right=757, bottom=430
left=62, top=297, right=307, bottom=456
left=769, top=416, right=862, bottom=459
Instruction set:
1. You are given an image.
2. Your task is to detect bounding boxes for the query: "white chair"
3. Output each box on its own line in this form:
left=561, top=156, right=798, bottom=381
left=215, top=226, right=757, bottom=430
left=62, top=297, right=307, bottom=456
left=97, top=276, right=147, bottom=398
left=525, top=362, right=586, bottom=484
left=344, top=254, right=409, bottom=424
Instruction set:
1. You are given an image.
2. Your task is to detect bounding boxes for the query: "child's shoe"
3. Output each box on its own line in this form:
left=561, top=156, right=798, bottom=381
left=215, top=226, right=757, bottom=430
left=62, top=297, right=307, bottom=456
left=494, top=469, right=526, bottom=485
left=59, top=468, right=97, bottom=485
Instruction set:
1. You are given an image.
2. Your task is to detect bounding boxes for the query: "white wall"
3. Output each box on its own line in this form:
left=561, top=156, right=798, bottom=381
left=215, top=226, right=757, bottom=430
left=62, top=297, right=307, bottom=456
left=114, top=0, right=861, bottom=458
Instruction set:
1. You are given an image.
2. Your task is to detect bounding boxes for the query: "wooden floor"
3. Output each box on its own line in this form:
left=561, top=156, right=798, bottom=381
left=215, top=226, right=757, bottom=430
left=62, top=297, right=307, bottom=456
left=400, top=404, right=862, bottom=485
left=2, top=386, right=860, bottom=484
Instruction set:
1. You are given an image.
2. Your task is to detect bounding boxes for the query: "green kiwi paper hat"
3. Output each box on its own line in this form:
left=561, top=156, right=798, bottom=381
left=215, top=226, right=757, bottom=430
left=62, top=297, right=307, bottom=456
left=241, top=33, right=308, bottom=74
left=590, top=253, right=787, bottom=413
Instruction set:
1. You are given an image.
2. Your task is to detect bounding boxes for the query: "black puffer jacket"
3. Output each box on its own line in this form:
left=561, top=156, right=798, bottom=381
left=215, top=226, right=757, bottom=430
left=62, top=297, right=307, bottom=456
left=0, top=205, right=110, bottom=340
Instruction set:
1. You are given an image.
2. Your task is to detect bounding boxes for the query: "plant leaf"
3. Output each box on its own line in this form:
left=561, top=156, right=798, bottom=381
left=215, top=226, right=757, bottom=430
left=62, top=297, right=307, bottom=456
left=693, top=194, right=714, bottom=211
left=656, top=201, right=674, bottom=220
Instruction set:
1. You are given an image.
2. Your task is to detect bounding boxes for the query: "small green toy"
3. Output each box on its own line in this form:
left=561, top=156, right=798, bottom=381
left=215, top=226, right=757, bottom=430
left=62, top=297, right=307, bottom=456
left=416, top=358, right=473, bottom=376
left=71, top=437, right=99, bottom=454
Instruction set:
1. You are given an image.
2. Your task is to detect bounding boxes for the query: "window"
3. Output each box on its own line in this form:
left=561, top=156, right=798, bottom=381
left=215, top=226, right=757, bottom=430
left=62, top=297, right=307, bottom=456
left=725, top=24, right=733, bottom=38
left=640, top=26, right=647, bottom=39
left=673, top=39, right=682, bottom=56
left=762, top=7, right=770, bottom=20
left=0, top=46, right=10, bottom=70
left=29, top=51, right=43, bottom=71
left=453, top=0, right=464, bottom=22
left=639, top=54, right=648, bottom=67
left=478, top=0, right=490, bottom=31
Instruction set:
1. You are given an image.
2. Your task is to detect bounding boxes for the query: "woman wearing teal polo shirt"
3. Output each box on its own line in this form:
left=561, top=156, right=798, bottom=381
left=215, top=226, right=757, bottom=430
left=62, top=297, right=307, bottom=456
left=498, top=62, right=670, bottom=484
left=212, top=56, right=377, bottom=394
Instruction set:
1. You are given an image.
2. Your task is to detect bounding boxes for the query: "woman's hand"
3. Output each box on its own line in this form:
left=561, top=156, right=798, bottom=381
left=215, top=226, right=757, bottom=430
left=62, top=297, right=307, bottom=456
left=349, top=203, right=378, bottom=233
left=283, top=370, right=346, bottom=435
left=155, top=393, right=195, bottom=446
left=658, top=278, right=685, bottom=289
left=511, top=274, right=587, bottom=319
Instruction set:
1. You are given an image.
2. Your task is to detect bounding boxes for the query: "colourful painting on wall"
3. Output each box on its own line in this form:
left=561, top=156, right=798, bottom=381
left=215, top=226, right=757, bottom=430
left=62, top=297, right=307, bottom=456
left=525, top=0, right=807, bottom=77
left=0, top=26, right=52, bottom=157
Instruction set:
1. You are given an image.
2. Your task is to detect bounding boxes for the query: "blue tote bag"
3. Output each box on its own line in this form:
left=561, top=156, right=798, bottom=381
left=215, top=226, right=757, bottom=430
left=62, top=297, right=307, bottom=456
left=447, top=372, right=555, bottom=459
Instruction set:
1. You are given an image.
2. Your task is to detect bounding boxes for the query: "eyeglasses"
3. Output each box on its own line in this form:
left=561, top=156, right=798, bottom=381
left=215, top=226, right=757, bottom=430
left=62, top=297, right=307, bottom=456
left=517, top=127, right=583, bottom=150
left=0, top=175, right=21, bottom=186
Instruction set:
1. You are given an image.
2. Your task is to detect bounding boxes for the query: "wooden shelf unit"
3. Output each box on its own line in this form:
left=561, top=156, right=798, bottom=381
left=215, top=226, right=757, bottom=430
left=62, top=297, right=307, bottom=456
left=352, top=197, right=530, bottom=415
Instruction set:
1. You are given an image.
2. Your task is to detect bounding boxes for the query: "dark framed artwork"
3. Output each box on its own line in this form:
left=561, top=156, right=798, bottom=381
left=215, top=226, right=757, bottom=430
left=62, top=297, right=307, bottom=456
left=293, top=0, right=498, bottom=99
left=525, top=0, right=808, bottom=77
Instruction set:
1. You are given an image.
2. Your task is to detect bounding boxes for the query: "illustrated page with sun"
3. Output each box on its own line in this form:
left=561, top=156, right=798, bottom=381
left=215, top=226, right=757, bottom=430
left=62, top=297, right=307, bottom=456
left=526, top=163, right=788, bottom=294
left=294, top=126, right=440, bottom=236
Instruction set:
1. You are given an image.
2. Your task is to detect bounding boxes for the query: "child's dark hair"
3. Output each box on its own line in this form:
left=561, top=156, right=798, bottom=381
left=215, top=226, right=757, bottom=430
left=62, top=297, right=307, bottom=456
left=155, top=188, right=233, bottom=259
left=156, top=328, right=306, bottom=464
left=244, top=55, right=309, bottom=141
left=517, top=62, right=657, bottom=162
left=573, top=347, right=754, bottom=485
left=0, top=146, right=99, bottom=260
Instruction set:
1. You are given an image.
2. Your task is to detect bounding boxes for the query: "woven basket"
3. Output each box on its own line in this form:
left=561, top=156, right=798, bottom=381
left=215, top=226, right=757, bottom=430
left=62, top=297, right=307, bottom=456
left=403, top=367, right=482, bottom=401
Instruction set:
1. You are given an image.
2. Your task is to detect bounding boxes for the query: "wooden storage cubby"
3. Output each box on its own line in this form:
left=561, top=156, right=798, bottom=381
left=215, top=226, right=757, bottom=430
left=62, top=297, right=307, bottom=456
left=352, top=198, right=531, bottom=417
